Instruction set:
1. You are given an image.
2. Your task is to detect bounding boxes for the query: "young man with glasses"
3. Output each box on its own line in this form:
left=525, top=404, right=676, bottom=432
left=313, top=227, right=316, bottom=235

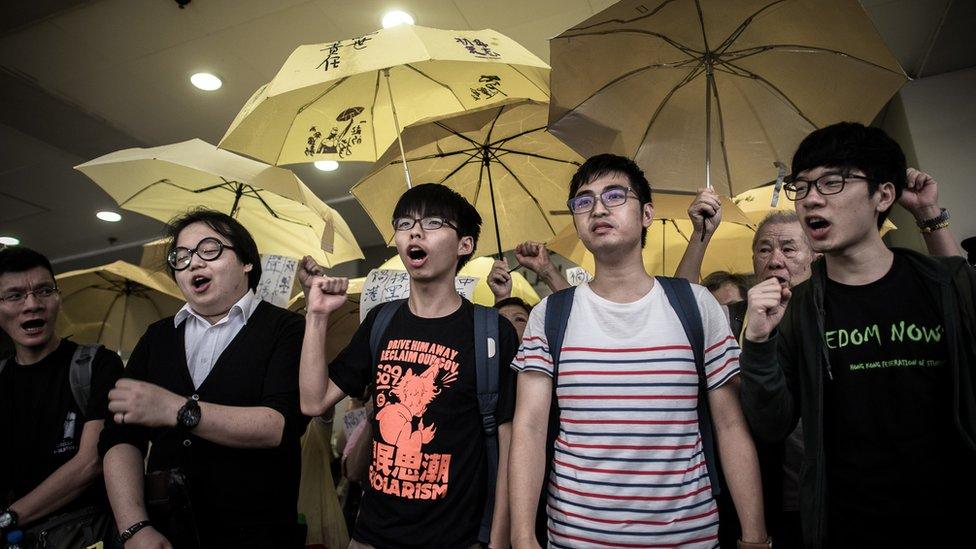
left=297, top=183, right=519, bottom=548
left=99, top=209, right=307, bottom=548
left=509, top=154, right=767, bottom=548
left=739, top=122, right=976, bottom=547
left=0, top=246, right=124, bottom=547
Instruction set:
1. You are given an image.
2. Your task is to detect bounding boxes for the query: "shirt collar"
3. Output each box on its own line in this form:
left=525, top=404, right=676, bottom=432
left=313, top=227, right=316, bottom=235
left=174, top=290, right=260, bottom=327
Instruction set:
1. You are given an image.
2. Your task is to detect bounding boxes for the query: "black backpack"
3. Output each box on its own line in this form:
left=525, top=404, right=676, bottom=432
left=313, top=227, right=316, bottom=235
left=368, top=299, right=501, bottom=544
left=536, top=277, right=724, bottom=544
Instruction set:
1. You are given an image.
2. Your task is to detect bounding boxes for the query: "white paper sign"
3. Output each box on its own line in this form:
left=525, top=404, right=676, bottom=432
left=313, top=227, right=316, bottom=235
left=255, top=254, right=298, bottom=308
left=566, top=266, right=593, bottom=287
left=359, top=269, right=478, bottom=321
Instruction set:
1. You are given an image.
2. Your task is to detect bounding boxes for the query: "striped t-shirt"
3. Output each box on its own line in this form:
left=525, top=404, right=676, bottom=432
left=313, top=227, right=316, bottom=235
left=512, top=280, right=741, bottom=548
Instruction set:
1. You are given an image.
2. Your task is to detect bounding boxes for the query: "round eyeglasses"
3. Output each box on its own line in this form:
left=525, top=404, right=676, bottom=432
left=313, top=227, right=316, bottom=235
left=567, top=186, right=639, bottom=214
left=167, top=237, right=236, bottom=271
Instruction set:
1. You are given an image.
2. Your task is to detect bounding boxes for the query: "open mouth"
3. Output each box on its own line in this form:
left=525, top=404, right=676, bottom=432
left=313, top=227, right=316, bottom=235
left=591, top=221, right=614, bottom=233
left=405, top=246, right=429, bottom=269
left=805, top=216, right=831, bottom=238
left=21, top=318, right=46, bottom=335
left=191, top=275, right=212, bottom=292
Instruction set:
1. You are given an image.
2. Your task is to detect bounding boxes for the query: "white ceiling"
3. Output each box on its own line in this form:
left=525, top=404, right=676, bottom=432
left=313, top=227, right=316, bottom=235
left=1, top=0, right=973, bottom=272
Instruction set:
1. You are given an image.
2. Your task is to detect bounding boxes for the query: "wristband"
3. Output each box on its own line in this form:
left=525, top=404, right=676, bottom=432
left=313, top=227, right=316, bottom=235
left=916, top=207, right=949, bottom=232
left=737, top=538, right=772, bottom=549
left=117, top=520, right=152, bottom=544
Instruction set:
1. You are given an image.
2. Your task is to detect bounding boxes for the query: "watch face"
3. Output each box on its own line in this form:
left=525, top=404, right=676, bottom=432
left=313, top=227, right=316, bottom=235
left=179, top=402, right=201, bottom=429
left=0, top=513, right=11, bottom=528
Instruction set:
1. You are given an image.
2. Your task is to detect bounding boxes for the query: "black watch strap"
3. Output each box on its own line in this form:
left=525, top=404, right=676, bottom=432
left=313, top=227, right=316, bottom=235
left=117, top=519, right=152, bottom=544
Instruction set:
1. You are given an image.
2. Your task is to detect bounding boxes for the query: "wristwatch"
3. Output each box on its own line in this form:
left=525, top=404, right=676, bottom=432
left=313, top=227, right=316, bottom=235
left=0, top=508, right=18, bottom=530
left=176, top=394, right=201, bottom=431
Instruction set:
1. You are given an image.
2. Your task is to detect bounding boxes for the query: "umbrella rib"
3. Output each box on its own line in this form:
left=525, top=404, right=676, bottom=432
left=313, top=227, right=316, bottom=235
left=491, top=147, right=582, bottom=166
left=433, top=120, right=485, bottom=149
left=707, top=74, right=736, bottom=197
left=555, top=28, right=702, bottom=59
left=716, top=58, right=819, bottom=128
left=404, top=64, right=466, bottom=107
left=554, top=58, right=701, bottom=126
left=486, top=148, right=558, bottom=236
left=714, top=0, right=790, bottom=53
left=507, top=65, right=550, bottom=97
left=668, top=219, right=691, bottom=243
left=488, top=125, right=546, bottom=148
left=721, top=44, right=906, bottom=78
left=436, top=155, right=484, bottom=186
left=567, top=0, right=680, bottom=31
left=95, top=292, right=122, bottom=345
left=387, top=148, right=481, bottom=166
left=632, top=62, right=707, bottom=160
left=485, top=105, right=506, bottom=145
left=694, top=0, right=711, bottom=52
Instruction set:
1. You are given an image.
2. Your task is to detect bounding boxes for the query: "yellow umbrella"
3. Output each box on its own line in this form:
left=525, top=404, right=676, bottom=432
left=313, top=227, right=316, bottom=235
left=549, top=191, right=756, bottom=276
left=55, top=260, right=184, bottom=358
left=547, top=0, right=907, bottom=196
left=219, top=24, right=550, bottom=177
left=75, top=139, right=362, bottom=268
left=352, top=100, right=581, bottom=256
left=734, top=183, right=897, bottom=235
left=378, top=255, right=539, bottom=306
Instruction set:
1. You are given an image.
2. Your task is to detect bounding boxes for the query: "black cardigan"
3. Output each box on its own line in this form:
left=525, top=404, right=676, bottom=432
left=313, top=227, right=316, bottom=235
left=99, top=300, right=308, bottom=529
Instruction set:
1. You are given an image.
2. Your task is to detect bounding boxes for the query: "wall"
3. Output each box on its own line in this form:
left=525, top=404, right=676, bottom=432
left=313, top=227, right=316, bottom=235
left=879, top=67, right=976, bottom=253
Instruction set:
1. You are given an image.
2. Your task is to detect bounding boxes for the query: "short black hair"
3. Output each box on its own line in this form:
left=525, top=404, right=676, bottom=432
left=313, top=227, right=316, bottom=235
left=494, top=296, right=532, bottom=316
left=392, top=183, right=482, bottom=271
left=701, top=271, right=753, bottom=301
left=165, top=208, right=262, bottom=291
left=0, top=246, right=55, bottom=281
left=790, top=122, right=906, bottom=229
left=568, top=154, right=653, bottom=246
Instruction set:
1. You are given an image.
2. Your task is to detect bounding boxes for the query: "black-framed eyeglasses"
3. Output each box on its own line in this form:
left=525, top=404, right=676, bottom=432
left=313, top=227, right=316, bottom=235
left=392, top=216, right=458, bottom=232
left=783, top=171, right=875, bottom=201
left=567, top=186, right=640, bottom=214
left=0, top=285, right=60, bottom=305
left=167, top=237, right=236, bottom=271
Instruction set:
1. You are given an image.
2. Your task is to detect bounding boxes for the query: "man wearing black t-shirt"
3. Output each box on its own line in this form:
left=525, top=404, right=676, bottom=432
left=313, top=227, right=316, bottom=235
left=299, top=184, right=519, bottom=549
left=740, top=122, right=976, bottom=548
left=0, top=247, right=123, bottom=545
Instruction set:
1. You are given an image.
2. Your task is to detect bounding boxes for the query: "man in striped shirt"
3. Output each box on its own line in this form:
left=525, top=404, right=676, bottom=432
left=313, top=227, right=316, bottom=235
left=509, top=154, right=767, bottom=549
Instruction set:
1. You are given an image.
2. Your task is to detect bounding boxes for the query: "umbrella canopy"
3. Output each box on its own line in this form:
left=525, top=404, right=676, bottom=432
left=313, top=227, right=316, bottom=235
left=351, top=100, right=581, bottom=256
left=548, top=0, right=907, bottom=196
left=219, top=25, right=550, bottom=168
left=734, top=183, right=897, bottom=235
left=75, top=139, right=363, bottom=268
left=549, top=191, right=756, bottom=276
left=378, top=255, right=540, bottom=307
left=55, top=260, right=184, bottom=358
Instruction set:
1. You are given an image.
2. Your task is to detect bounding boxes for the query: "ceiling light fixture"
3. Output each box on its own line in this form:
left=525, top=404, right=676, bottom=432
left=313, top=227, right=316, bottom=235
left=382, top=10, right=415, bottom=28
left=190, top=72, right=222, bottom=91
left=96, top=211, right=123, bottom=222
left=314, top=160, right=340, bottom=172
left=0, top=236, right=20, bottom=246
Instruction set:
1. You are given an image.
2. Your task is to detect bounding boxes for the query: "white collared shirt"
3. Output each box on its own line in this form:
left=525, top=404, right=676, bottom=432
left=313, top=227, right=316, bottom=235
left=174, top=290, right=260, bottom=389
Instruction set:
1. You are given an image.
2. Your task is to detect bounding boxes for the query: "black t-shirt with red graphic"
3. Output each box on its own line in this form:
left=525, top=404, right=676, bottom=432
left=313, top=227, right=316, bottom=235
left=329, top=299, right=518, bottom=548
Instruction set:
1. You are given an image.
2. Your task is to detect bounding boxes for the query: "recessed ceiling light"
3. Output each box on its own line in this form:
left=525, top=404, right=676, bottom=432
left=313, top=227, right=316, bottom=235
left=314, top=160, right=339, bottom=172
left=96, top=211, right=122, bottom=222
left=190, top=72, right=222, bottom=91
left=0, top=236, right=20, bottom=246
left=382, top=10, right=415, bottom=28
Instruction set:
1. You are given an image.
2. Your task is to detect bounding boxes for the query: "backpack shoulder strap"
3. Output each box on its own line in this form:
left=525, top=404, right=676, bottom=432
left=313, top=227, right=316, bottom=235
left=656, top=276, right=722, bottom=495
left=368, top=299, right=407, bottom=364
left=0, top=357, right=7, bottom=376
left=474, top=304, right=500, bottom=543
left=536, top=286, right=576, bottom=544
left=69, top=344, right=100, bottom=417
